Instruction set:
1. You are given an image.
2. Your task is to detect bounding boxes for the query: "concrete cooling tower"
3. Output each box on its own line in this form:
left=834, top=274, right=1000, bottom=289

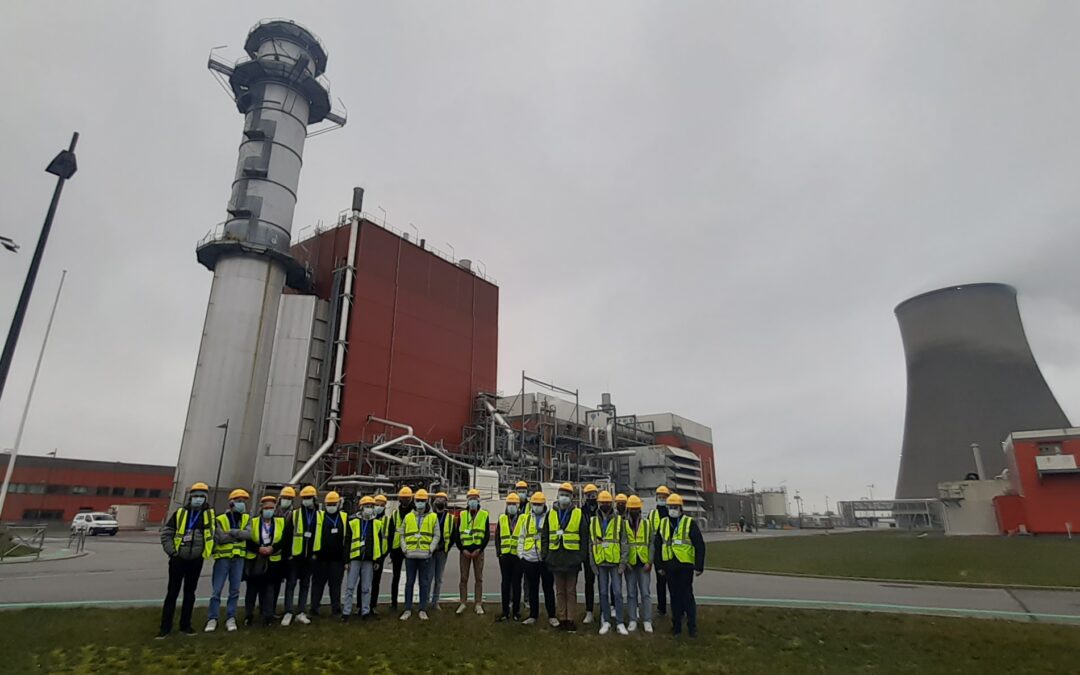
left=894, top=283, right=1069, bottom=498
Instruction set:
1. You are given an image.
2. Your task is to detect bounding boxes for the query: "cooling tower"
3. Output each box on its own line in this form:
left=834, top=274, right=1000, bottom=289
left=894, top=283, right=1069, bottom=498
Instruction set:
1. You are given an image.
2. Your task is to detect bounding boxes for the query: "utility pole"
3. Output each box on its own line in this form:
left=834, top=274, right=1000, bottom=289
left=866, top=483, right=876, bottom=501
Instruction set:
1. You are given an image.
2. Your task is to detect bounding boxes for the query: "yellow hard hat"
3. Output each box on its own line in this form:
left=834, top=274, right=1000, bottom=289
left=190, top=482, right=209, bottom=492
left=597, top=490, right=613, bottom=504
left=414, top=488, right=430, bottom=500
left=615, top=493, right=627, bottom=503
left=530, top=492, right=547, bottom=505
left=280, top=486, right=297, bottom=498
left=325, top=491, right=341, bottom=504
left=584, top=483, right=598, bottom=494
left=506, top=493, right=521, bottom=504
left=398, top=486, right=414, bottom=499
left=515, top=480, right=528, bottom=489
left=260, top=494, right=277, bottom=505
left=300, top=485, right=318, bottom=498
left=666, top=493, right=684, bottom=507
left=559, top=482, right=573, bottom=492
left=655, top=485, right=670, bottom=496
left=228, top=488, right=250, bottom=501
left=626, top=495, right=643, bottom=509
left=435, top=491, right=448, bottom=499
left=375, top=494, right=388, bottom=504
left=467, top=488, right=481, bottom=498
left=360, top=495, right=375, bottom=506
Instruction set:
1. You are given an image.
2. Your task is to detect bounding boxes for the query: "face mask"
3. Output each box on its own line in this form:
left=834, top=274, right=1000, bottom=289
left=656, top=496, right=666, bottom=504
left=232, top=501, right=246, bottom=513
left=532, top=505, right=545, bottom=515
left=558, top=494, right=571, bottom=507
left=435, top=501, right=447, bottom=512
left=669, top=507, right=682, bottom=519
left=326, top=505, right=339, bottom=515
left=262, top=508, right=275, bottom=519
left=468, top=499, right=480, bottom=509
left=586, top=495, right=597, bottom=503
left=629, top=509, right=641, bottom=519
left=302, top=498, right=315, bottom=508
left=517, top=492, right=528, bottom=503
left=375, top=505, right=385, bottom=516
left=507, top=504, right=519, bottom=516
left=600, top=504, right=612, bottom=514
left=280, top=499, right=293, bottom=509
left=616, top=504, right=626, bottom=515
left=190, top=496, right=206, bottom=508
left=415, top=501, right=427, bottom=512
left=363, top=507, right=375, bottom=519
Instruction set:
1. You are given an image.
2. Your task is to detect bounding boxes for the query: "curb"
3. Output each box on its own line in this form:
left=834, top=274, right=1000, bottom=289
left=0, top=550, right=90, bottom=565
left=703, top=567, right=1080, bottom=592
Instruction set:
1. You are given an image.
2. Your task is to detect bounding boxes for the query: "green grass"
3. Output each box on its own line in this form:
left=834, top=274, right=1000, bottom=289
left=1, top=606, right=1078, bottom=673
left=707, top=531, right=1080, bottom=587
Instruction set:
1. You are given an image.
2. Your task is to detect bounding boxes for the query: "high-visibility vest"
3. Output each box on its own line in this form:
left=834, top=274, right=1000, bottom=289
left=498, top=513, right=526, bottom=554
left=315, top=510, right=348, bottom=553
left=213, top=511, right=250, bottom=559
left=391, top=509, right=407, bottom=549
left=521, top=512, right=544, bottom=552
left=436, top=512, right=455, bottom=553
left=174, top=507, right=215, bottom=559
left=546, top=507, right=582, bottom=551
left=659, top=516, right=695, bottom=564
left=590, top=514, right=622, bottom=565
left=459, top=509, right=489, bottom=547
left=250, top=516, right=286, bottom=562
left=401, top=511, right=438, bottom=553
left=649, top=508, right=665, bottom=534
left=291, top=508, right=321, bottom=556
left=348, top=517, right=384, bottom=560
left=625, top=516, right=651, bottom=565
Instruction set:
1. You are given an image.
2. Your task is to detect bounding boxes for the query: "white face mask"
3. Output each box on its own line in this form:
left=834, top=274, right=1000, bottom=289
left=669, top=507, right=682, bottom=519
left=375, top=505, right=385, bottom=516
left=262, top=508, right=275, bottom=519
left=302, top=498, right=315, bottom=508
left=362, top=507, right=375, bottom=519
left=232, top=501, right=246, bottom=513
left=279, top=499, right=293, bottom=509
left=326, top=505, right=339, bottom=514
left=517, top=491, right=528, bottom=502
left=532, top=505, right=545, bottom=515
left=507, top=504, right=519, bottom=516
left=190, top=496, right=206, bottom=508
left=558, top=494, right=571, bottom=507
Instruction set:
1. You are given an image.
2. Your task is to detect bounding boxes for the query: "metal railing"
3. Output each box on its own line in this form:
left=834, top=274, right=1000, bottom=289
left=0, top=525, right=46, bottom=561
left=67, top=528, right=87, bottom=554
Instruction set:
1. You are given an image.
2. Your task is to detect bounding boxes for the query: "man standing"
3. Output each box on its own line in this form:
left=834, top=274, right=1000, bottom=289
left=310, top=491, right=347, bottom=619
left=387, top=486, right=414, bottom=612
left=400, top=488, right=440, bottom=621
left=158, top=482, right=214, bottom=638
left=205, top=488, right=251, bottom=633
left=615, top=493, right=628, bottom=517
left=648, top=485, right=671, bottom=616
left=580, top=483, right=599, bottom=625
left=369, top=493, right=389, bottom=614
left=282, top=485, right=319, bottom=626
left=654, top=493, right=705, bottom=638
left=590, top=490, right=628, bottom=636
left=623, top=495, right=653, bottom=633
left=543, top=482, right=586, bottom=632
left=495, top=493, right=525, bottom=622
left=343, top=495, right=384, bottom=621
left=513, top=480, right=530, bottom=609
left=456, top=487, right=489, bottom=615
left=271, top=485, right=296, bottom=615
left=518, top=491, right=557, bottom=627
left=245, top=495, right=287, bottom=627
left=428, top=491, right=457, bottom=610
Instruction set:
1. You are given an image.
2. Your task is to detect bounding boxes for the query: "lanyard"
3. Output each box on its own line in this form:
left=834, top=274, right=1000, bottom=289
left=361, top=520, right=370, bottom=541
left=304, top=508, right=316, bottom=532
left=558, top=508, right=571, bottom=529
left=186, top=508, right=200, bottom=532
left=600, top=516, right=610, bottom=536
left=327, top=513, right=341, bottom=531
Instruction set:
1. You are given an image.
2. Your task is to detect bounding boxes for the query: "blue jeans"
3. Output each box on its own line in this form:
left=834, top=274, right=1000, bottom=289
left=427, top=550, right=448, bottom=606
left=596, top=565, right=623, bottom=625
left=208, top=557, right=245, bottom=620
left=625, top=564, right=652, bottom=623
left=404, top=557, right=431, bottom=612
left=344, top=560, right=376, bottom=617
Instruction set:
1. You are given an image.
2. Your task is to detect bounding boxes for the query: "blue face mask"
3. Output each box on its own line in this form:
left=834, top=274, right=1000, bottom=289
left=558, top=494, right=571, bottom=507
left=468, top=499, right=480, bottom=509
left=375, top=505, right=385, bottom=516
left=518, top=492, right=528, bottom=502
left=232, top=501, right=246, bottom=513
left=415, top=501, right=427, bottom=512
left=507, top=504, right=519, bottom=516
left=190, top=496, right=206, bottom=508
left=532, top=505, right=545, bottom=515
left=262, top=508, right=275, bottom=519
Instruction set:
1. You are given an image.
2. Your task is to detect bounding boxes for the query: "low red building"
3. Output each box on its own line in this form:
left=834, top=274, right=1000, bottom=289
left=0, top=454, right=174, bottom=524
left=994, top=429, right=1080, bottom=535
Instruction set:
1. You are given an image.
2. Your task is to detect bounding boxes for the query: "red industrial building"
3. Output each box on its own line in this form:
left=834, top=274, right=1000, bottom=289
left=641, top=413, right=718, bottom=493
left=0, top=454, right=173, bottom=524
left=994, top=429, right=1080, bottom=535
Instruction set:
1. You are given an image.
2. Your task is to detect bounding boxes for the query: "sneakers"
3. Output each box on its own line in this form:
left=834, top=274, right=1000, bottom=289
left=643, top=621, right=653, bottom=634
left=456, top=603, right=468, bottom=615
left=610, top=607, right=617, bottom=619
left=599, top=622, right=611, bottom=636
left=548, top=617, right=560, bottom=628
left=583, top=611, right=594, bottom=624
left=522, top=617, right=537, bottom=625
left=204, top=619, right=217, bottom=633
left=295, top=613, right=310, bottom=625
left=419, top=611, right=429, bottom=621
left=495, top=615, right=508, bottom=623
left=180, top=627, right=196, bottom=636
left=154, top=632, right=168, bottom=640
left=627, top=621, right=637, bottom=633
left=616, top=623, right=629, bottom=636
left=243, top=617, right=253, bottom=627
left=433, top=602, right=442, bottom=611
left=281, top=612, right=293, bottom=627
left=474, top=603, right=485, bottom=615
left=565, top=621, right=578, bottom=633
left=225, top=618, right=237, bottom=632
left=399, top=610, right=412, bottom=621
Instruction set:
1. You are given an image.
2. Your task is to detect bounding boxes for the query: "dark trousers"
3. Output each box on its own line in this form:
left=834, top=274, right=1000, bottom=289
left=498, top=555, right=522, bottom=618
left=655, top=565, right=669, bottom=614
left=245, top=574, right=276, bottom=624
left=371, top=558, right=384, bottom=609
left=521, top=559, right=556, bottom=619
left=389, top=549, right=404, bottom=608
left=583, top=563, right=595, bottom=612
left=666, top=565, right=697, bottom=634
left=284, top=556, right=313, bottom=614
left=160, top=557, right=204, bottom=633
left=310, top=559, right=344, bottom=615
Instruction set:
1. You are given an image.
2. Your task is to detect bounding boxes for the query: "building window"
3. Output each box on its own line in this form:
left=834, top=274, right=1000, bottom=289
left=45, top=484, right=66, bottom=495
left=112, top=487, right=126, bottom=497
left=1038, top=443, right=1062, bottom=456
left=9, top=483, right=25, bottom=494
left=22, top=509, right=64, bottom=521
left=26, top=484, right=45, bottom=495
left=71, top=486, right=89, bottom=495
left=96, top=486, right=110, bottom=496
left=148, top=489, right=162, bottom=499
left=133, top=488, right=148, bottom=498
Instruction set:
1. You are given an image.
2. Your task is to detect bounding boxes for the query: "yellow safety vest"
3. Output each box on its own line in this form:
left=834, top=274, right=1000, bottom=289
left=498, top=513, right=526, bottom=554
left=174, top=507, right=215, bottom=559
left=436, top=512, right=455, bottom=553
left=401, top=511, right=438, bottom=552
left=315, top=510, right=348, bottom=553
left=459, top=509, right=489, bottom=547
left=213, top=511, right=250, bottom=559
left=291, top=508, right=321, bottom=556
left=546, top=507, right=582, bottom=551
left=590, top=514, right=622, bottom=565
left=391, top=509, right=407, bottom=549
left=625, top=516, right=651, bottom=565
left=250, top=516, right=286, bottom=562
left=521, top=512, right=544, bottom=552
left=660, top=516, right=694, bottom=564
left=348, top=517, right=384, bottom=560
left=649, top=508, right=665, bottom=533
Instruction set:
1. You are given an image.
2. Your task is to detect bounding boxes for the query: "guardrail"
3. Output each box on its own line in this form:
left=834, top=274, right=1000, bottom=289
left=0, top=525, right=46, bottom=561
left=67, top=529, right=87, bottom=554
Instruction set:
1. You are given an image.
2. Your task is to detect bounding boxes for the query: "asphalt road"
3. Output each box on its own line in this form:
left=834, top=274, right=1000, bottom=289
left=2, top=531, right=1079, bottom=625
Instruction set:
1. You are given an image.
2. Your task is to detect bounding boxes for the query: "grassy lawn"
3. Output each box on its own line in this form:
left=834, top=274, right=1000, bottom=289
left=707, top=531, right=1080, bottom=587
left=1, top=605, right=1078, bottom=673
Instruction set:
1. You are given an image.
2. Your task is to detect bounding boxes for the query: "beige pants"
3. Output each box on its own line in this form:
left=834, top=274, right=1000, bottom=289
left=459, top=551, right=485, bottom=603
left=553, top=571, right=578, bottom=622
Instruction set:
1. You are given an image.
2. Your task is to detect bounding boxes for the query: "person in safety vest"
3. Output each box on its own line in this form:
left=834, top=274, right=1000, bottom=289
left=427, top=491, right=457, bottom=610
left=386, top=486, right=414, bottom=612
left=653, top=493, right=705, bottom=638
left=580, top=483, right=599, bottom=625
left=496, top=492, right=526, bottom=622
left=518, top=491, right=557, bottom=626
left=615, top=493, right=628, bottom=516
left=281, top=484, right=319, bottom=626
left=343, top=495, right=385, bottom=621
left=369, top=493, right=390, bottom=615
left=648, top=485, right=671, bottom=616
left=205, top=488, right=252, bottom=633
left=590, top=490, right=628, bottom=636
left=456, top=487, right=490, bottom=615
left=157, top=482, right=215, bottom=638
left=543, top=482, right=587, bottom=632
left=400, top=488, right=440, bottom=621
left=245, top=495, right=287, bottom=627
left=270, top=485, right=297, bottom=615
left=310, top=491, right=347, bottom=618
left=623, top=495, right=653, bottom=633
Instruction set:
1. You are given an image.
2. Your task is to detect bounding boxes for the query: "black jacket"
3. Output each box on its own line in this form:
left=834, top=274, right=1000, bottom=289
left=652, top=515, right=705, bottom=573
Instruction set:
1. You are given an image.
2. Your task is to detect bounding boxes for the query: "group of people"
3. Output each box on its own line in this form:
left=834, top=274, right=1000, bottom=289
left=157, top=480, right=705, bottom=639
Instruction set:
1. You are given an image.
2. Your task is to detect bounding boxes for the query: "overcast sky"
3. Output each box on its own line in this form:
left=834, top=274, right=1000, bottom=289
left=3, top=2, right=1080, bottom=513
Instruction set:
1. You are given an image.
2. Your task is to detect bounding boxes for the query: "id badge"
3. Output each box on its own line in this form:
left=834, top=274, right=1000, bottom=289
left=304, top=531, right=313, bottom=539
left=182, top=531, right=193, bottom=543
left=556, top=529, right=564, bottom=537
left=330, top=528, right=339, bottom=534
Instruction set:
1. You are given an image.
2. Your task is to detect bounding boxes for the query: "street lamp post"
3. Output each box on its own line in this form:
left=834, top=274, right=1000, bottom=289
left=866, top=484, right=876, bottom=501
left=794, top=491, right=803, bottom=529
left=212, top=420, right=229, bottom=510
